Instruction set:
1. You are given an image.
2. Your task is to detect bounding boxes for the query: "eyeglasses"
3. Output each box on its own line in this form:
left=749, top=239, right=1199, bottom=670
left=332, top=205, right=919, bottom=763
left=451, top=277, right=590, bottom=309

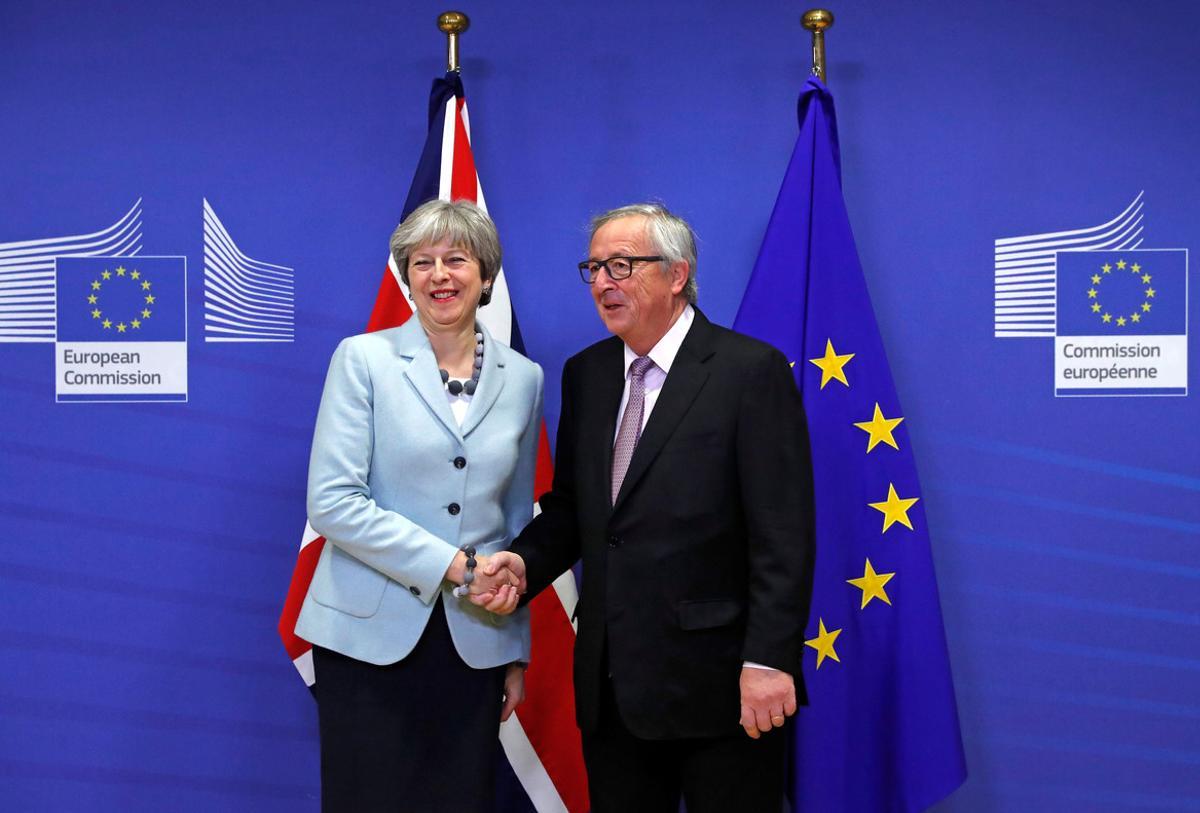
left=577, top=255, right=664, bottom=283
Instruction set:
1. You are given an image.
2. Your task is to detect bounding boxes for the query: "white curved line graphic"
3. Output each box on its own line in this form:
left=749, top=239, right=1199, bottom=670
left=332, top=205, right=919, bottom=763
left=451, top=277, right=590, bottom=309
left=202, top=199, right=295, bottom=343
left=0, top=201, right=143, bottom=342
left=994, top=193, right=1147, bottom=337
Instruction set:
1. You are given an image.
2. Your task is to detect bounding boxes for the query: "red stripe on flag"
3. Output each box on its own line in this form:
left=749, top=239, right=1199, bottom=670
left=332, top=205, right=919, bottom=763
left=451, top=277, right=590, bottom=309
left=277, top=536, right=326, bottom=661
left=365, top=264, right=414, bottom=333
left=450, top=99, right=478, bottom=203
left=522, top=589, right=590, bottom=813
left=533, top=426, right=554, bottom=500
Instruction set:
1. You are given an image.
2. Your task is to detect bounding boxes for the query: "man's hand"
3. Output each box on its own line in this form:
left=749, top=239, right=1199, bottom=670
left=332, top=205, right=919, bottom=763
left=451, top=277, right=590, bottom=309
left=470, top=554, right=520, bottom=595
left=468, top=551, right=527, bottom=616
left=500, top=662, right=526, bottom=722
left=739, top=667, right=796, bottom=739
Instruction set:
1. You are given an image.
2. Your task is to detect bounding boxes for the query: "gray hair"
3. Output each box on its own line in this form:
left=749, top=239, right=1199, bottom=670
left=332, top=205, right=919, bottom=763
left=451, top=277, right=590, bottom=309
left=589, top=203, right=698, bottom=305
left=389, top=199, right=501, bottom=307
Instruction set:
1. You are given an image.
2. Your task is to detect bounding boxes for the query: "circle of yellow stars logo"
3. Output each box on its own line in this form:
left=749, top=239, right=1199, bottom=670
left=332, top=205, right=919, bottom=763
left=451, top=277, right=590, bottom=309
left=1087, top=257, right=1154, bottom=328
left=87, top=265, right=155, bottom=333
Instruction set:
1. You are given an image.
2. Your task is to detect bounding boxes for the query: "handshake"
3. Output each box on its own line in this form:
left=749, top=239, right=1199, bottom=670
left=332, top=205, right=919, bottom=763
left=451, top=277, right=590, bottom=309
left=454, top=551, right=528, bottom=616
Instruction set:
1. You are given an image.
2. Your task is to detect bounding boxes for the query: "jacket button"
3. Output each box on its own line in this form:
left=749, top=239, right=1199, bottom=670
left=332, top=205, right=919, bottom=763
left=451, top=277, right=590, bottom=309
left=608, top=535, right=621, bottom=548
left=453, top=456, right=466, bottom=469
left=448, top=503, right=461, bottom=515
left=409, top=586, right=421, bottom=596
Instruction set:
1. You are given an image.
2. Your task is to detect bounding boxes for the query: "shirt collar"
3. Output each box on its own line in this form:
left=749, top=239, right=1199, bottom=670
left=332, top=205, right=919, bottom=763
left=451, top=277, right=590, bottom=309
left=623, top=304, right=694, bottom=378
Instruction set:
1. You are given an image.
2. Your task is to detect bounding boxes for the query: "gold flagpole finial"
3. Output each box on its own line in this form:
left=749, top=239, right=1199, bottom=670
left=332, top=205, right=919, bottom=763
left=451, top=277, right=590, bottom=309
left=801, top=9, right=834, bottom=83
left=437, top=11, right=470, bottom=73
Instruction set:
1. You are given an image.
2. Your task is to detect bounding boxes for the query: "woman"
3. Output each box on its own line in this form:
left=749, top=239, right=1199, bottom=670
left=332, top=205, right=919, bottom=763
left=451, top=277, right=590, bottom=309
left=294, top=199, right=540, bottom=811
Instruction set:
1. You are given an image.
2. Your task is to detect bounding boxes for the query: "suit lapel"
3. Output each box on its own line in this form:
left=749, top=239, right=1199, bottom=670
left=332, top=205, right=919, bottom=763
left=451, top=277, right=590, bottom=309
left=395, top=319, right=464, bottom=444
left=460, top=324, right=506, bottom=437
left=612, top=311, right=716, bottom=512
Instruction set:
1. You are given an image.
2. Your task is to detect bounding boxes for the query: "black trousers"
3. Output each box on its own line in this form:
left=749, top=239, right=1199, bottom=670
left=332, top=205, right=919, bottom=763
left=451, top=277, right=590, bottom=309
left=312, top=597, right=506, bottom=813
left=582, top=677, right=789, bottom=813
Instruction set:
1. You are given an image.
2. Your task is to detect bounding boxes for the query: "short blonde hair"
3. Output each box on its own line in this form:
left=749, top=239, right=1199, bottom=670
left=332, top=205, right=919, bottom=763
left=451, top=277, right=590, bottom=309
left=390, top=199, right=501, bottom=306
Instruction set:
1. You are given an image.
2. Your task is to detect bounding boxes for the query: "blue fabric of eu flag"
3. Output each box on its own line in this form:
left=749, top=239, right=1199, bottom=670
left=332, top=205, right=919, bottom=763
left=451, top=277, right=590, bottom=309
left=733, top=77, right=966, bottom=812
left=1055, top=249, right=1186, bottom=336
left=56, top=256, right=186, bottom=342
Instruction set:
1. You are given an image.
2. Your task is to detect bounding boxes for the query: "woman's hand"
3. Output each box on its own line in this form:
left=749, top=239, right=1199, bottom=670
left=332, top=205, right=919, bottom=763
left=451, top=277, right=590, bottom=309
left=469, top=552, right=527, bottom=616
left=500, top=662, right=526, bottom=722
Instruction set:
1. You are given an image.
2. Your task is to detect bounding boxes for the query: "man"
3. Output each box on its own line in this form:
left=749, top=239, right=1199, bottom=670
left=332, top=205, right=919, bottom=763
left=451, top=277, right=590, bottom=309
left=479, top=203, right=814, bottom=812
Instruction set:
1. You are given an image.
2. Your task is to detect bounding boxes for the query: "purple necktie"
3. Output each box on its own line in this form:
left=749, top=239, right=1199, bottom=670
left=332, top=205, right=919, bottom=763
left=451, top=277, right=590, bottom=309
left=611, top=356, right=655, bottom=504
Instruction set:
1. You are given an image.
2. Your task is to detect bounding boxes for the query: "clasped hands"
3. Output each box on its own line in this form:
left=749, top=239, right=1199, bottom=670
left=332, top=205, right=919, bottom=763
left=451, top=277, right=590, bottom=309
left=449, top=550, right=527, bottom=616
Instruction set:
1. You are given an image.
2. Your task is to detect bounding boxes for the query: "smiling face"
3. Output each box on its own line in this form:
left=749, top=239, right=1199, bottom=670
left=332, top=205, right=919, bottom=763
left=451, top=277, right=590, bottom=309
left=588, top=215, right=688, bottom=355
left=407, top=239, right=484, bottom=336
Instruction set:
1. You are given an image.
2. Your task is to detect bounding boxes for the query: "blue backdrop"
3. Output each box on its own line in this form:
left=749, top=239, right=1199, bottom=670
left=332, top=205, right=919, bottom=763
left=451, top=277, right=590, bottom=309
left=1, top=1, right=1197, bottom=810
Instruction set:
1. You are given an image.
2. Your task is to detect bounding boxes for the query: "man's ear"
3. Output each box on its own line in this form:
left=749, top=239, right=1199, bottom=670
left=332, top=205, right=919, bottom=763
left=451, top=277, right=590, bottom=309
left=669, top=260, right=689, bottom=295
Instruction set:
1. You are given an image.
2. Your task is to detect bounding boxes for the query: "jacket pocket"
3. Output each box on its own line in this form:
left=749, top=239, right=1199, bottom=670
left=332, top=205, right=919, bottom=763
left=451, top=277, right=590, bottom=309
left=677, top=598, right=743, bottom=631
left=309, top=544, right=388, bottom=618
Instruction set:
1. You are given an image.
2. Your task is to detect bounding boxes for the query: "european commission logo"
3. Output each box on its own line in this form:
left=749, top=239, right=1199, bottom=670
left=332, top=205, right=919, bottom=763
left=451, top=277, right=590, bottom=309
left=1055, top=250, right=1187, bottom=395
left=55, top=256, right=188, bottom=402
left=994, top=193, right=1190, bottom=397
left=1, top=198, right=295, bottom=404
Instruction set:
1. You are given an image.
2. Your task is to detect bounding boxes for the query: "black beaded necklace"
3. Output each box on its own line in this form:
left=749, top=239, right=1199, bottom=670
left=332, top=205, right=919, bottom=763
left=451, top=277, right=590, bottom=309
left=439, top=328, right=484, bottom=396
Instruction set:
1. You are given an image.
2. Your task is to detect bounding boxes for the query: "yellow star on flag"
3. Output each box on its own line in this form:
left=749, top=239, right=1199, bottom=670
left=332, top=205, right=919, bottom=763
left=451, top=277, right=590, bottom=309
left=1091, top=274, right=1101, bottom=284
left=91, top=280, right=101, bottom=290
left=804, top=619, right=842, bottom=669
left=116, top=267, right=126, bottom=276
left=141, top=280, right=152, bottom=290
left=848, top=558, right=895, bottom=609
left=145, top=294, right=156, bottom=304
left=87, top=294, right=98, bottom=304
left=1116, top=316, right=1126, bottom=326
left=116, top=322, right=127, bottom=333
left=853, top=403, right=904, bottom=452
left=868, top=483, right=920, bottom=533
left=101, top=270, right=112, bottom=280
left=131, top=319, right=141, bottom=329
left=1131, top=313, right=1141, bottom=323
left=1087, top=289, right=1097, bottom=299
left=809, top=339, right=854, bottom=389
left=130, top=270, right=140, bottom=279
left=141, top=308, right=152, bottom=318
left=1101, top=263, right=1112, bottom=274
left=1142, top=273, right=1152, bottom=284
left=1142, top=302, right=1152, bottom=313
left=102, top=319, right=112, bottom=329
left=91, top=309, right=101, bottom=319
left=1102, top=313, right=1113, bottom=323
left=1146, top=287, right=1156, bottom=298
left=1117, top=260, right=1127, bottom=270
left=1090, top=303, right=1101, bottom=313
left=1131, top=263, right=1141, bottom=273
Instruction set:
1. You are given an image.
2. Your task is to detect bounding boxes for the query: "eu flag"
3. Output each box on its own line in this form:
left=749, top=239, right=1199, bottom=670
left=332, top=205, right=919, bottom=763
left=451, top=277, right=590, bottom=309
left=734, top=77, right=967, bottom=811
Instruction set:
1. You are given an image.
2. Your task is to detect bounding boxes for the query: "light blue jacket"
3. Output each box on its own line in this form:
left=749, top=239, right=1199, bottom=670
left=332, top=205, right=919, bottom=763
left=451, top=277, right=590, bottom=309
left=295, top=317, right=541, bottom=668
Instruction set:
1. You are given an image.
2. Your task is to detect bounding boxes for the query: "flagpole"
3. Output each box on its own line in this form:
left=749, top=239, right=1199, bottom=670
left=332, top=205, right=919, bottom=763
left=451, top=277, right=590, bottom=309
left=802, top=9, right=834, bottom=83
left=438, top=10, right=470, bottom=73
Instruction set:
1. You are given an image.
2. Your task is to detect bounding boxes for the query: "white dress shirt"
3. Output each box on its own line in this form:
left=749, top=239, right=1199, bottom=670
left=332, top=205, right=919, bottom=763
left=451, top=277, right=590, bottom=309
left=446, top=388, right=472, bottom=425
left=614, top=305, right=693, bottom=439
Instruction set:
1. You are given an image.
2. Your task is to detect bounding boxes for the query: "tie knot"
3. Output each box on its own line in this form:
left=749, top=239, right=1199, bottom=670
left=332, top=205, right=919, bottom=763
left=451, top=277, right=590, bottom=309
left=630, top=356, right=654, bottom=380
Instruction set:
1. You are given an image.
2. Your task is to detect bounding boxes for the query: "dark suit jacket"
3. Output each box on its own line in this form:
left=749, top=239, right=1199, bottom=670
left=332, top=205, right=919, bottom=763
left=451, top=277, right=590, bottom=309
left=512, top=309, right=814, bottom=740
